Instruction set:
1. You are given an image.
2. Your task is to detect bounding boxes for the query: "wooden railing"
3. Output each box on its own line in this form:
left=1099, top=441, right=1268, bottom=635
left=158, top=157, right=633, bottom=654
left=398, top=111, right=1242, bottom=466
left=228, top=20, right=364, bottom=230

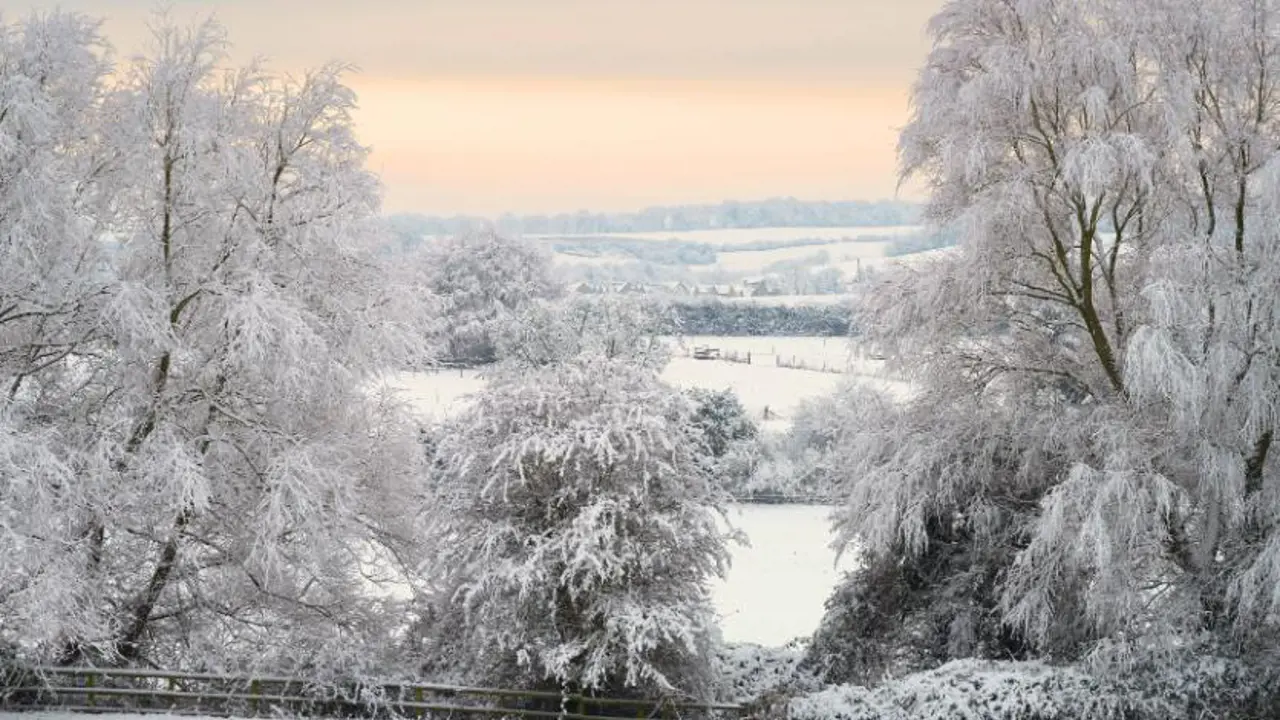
left=0, top=665, right=745, bottom=720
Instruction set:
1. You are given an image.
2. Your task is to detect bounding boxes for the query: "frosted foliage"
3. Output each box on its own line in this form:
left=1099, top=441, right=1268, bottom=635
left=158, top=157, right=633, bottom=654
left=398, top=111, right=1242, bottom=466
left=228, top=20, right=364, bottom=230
left=824, top=0, right=1280, bottom=664
left=423, top=228, right=559, bottom=363
left=714, top=640, right=819, bottom=703
left=421, top=355, right=737, bottom=694
left=497, top=293, right=670, bottom=370
left=0, top=13, right=110, bottom=391
left=787, top=656, right=1273, bottom=720
left=0, top=14, right=430, bottom=671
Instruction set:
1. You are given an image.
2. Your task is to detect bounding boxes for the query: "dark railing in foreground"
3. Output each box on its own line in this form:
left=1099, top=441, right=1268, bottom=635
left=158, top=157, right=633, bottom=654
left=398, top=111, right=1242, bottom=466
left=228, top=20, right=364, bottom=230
left=0, top=665, right=745, bottom=720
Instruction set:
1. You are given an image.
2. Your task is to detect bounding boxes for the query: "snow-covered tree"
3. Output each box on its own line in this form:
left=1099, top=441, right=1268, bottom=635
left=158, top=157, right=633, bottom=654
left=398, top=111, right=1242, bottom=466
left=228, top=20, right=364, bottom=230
left=0, top=12, right=111, bottom=393
left=419, top=353, right=738, bottom=697
left=689, top=388, right=757, bottom=459
left=0, top=9, right=117, bottom=666
left=497, top=293, right=669, bottom=370
left=424, top=228, right=559, bottom=364
left=1, top=14, right=429, bottom=672
left=815, top=0, right=1280, bottom=688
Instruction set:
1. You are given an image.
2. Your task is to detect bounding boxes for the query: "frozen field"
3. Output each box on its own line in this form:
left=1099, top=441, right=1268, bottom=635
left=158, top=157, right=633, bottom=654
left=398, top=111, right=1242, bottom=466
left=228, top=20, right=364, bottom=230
left=380, top=368, right=486, bottom=421
left=671, top=335, right=868, bottom=371
left=568, top=224, right=922, bottom=246
left=385, top=361, right=847, bottom=432
left=713, top=503, right=857, bottom=646
left=385, top=338, right=907, bottom=432
left=710, top=238, right=890, bottom=273
left=716, top=293, right=853, bottom=307
left=662, top=357, right=843, bottom=431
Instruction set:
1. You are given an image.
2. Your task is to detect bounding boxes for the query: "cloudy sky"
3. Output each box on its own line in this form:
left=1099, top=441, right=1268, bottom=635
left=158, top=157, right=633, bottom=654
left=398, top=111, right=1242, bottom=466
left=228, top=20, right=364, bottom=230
left=19, top=0, right=945, bottom=215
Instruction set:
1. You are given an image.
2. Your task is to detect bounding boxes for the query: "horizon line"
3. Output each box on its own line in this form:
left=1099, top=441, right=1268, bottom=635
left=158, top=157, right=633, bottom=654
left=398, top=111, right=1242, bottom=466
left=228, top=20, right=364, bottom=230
left=388, top=196, right=922, bottom=219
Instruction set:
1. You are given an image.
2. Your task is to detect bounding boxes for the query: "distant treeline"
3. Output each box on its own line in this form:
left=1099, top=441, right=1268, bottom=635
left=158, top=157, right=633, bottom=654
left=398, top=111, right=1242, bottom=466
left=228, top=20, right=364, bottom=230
left=388, top=198, right=921, bottom=240
left=551, top=238, right=717, bottom=265
left=663, top=300, right=853, bottom=337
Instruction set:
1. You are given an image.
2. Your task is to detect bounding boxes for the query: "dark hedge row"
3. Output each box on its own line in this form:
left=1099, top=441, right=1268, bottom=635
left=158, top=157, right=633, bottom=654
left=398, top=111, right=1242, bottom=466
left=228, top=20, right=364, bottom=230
left=663, top=300, right=853, bottom=337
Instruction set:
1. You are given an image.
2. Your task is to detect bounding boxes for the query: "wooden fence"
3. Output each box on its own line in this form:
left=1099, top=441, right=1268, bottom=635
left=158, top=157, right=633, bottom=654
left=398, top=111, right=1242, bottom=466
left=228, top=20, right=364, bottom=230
left=772, top=355, right=842, bottom=374
left=0, top=666, right=746, bottom=720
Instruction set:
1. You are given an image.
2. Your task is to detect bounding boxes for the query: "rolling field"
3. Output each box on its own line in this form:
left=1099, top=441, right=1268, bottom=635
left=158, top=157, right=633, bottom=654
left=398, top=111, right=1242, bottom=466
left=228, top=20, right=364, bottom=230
left=564, top=224, right=922, bottom=246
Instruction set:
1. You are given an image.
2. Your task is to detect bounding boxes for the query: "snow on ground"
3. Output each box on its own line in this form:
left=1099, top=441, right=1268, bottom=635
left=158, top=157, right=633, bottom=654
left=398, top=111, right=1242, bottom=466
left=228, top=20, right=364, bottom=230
left=380, top=368, right=486, bottom=421
left=826, top=244, right=960, bottom=277
left=384, top=338, right=907, bottom=432
left=710, top=239, right=890, bottom=274
left=714, top=294, right=853, bottom=307
left=671, top=335, right=867, bottom=371
left=551, top=225, right=922, bottom=247
left=662, top=357, right=844, bottom=432
left=664, top=337, right=910, bottom=423
left=712, top=504, right=858, bottom=646
left=548, top=238, right=891, bottom=276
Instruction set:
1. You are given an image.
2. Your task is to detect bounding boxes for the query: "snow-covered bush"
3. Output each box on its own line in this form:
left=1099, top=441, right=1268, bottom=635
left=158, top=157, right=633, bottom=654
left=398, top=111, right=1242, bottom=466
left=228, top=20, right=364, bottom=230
left=690, top=388, right=758, bottom=459
left=790, top=653, right=1280, bottom=720
left=418, top=353, right=740, bottom=697
left=714, top=640, right=819, bottom=704
left=790, top=661, right=1135, bottom=720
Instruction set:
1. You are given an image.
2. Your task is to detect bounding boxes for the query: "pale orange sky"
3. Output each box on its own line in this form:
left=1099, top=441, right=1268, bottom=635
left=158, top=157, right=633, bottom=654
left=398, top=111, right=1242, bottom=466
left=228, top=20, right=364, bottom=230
left=17, top=0, right=944, bottom=215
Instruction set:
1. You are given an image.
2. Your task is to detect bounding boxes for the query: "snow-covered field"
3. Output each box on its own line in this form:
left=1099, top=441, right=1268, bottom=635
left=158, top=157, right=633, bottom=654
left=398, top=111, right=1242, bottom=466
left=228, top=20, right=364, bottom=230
left=672, top=335, right=868, bottom=371
left=665, top=337, right=908, bottom=428
left=384, top=337, right=907, bottom=432
left=710, top=239, right=890, bottom=273
left=713, top=503, right=856, bottom=646
left=715, top=293, right=853, bottom=307
left=663, top=357, right=843, bottom=432
left=556, top=225, right=922, bottom=246
left=381, top=367, right=486, bottom=421
left=385, top=361, right=845, bottom=432
left=543, top=225, right=953, bottom=304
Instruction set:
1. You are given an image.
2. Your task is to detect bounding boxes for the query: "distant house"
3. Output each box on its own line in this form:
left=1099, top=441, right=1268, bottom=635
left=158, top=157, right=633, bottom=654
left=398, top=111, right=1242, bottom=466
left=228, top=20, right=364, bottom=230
left=744, top=278, right=783, bottom=297
left=702, top=284, right=738, bottom=297
left=610, top=281, right=639, bottom=294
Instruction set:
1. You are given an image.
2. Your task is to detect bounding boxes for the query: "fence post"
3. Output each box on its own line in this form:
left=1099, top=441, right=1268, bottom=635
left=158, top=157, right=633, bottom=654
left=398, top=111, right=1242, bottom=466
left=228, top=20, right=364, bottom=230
left=250, top=678, right=260, bottom=715
left=85, top=671, right=95, bottom=708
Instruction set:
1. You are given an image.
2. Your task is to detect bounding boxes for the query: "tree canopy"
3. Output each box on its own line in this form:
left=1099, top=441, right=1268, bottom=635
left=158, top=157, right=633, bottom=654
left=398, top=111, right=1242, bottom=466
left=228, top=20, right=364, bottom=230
left=812, top=0, right=1280, bottom=692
